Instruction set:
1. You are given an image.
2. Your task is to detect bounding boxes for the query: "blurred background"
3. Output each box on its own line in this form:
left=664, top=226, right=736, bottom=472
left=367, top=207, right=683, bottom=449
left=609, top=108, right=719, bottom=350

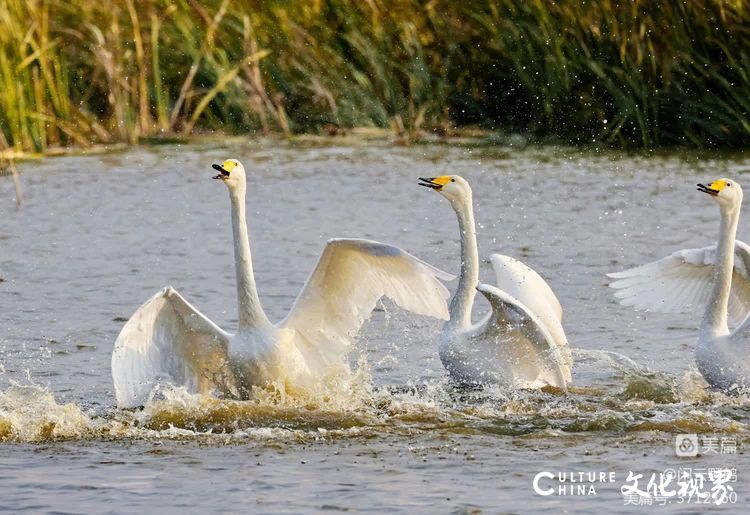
left=0, top=0, right=748, bottom=156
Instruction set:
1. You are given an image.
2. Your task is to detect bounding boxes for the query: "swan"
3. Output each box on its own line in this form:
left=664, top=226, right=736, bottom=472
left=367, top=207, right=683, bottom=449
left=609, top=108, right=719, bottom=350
left=111, top=159, right=453, bottom=408
left=609, top=178, right=750, bottom=392
left=418, top=175, right=572, bottom=389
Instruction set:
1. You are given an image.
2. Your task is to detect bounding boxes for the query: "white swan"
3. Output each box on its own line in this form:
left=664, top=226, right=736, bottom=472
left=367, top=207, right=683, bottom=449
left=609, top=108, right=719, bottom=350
left=609, top=178, right=750, bottom=392
left=418, top=175, right=572, bottom=389
left=111, top=159, right=453, bottom=408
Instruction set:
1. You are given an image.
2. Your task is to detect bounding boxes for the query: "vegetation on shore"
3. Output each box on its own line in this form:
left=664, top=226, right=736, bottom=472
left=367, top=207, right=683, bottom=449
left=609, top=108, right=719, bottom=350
left=0, top=0, right=748, bottom=155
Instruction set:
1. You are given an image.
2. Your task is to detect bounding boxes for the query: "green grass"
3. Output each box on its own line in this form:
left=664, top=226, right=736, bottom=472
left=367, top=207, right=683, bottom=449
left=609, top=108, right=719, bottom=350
left=0, top=0, right=748, bottom=154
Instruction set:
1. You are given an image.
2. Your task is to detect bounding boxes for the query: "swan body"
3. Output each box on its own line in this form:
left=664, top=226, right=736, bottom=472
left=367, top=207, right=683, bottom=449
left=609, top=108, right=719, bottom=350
left=419, top=175, right=572, bottom=389
left=112, top=159, right=453, bottom=408
left=609, top=178, right=750, bottom=392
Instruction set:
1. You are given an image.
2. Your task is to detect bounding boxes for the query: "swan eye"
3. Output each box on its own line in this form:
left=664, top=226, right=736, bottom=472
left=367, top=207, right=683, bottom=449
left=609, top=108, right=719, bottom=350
left=451, top=179, right=456, bottom=182
left=728, top=183, right=732, bottom=187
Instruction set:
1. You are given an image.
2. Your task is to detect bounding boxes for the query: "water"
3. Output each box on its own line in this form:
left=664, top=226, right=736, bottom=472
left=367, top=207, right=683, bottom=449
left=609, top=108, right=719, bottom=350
left=1, top=140, right=749, bottom=513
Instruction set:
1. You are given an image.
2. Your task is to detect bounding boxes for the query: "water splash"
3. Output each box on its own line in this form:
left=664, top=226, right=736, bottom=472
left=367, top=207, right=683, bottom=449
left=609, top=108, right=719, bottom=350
left=0, top=383, right=91, bottom=442
left=1, top=349, right=749, bottom=444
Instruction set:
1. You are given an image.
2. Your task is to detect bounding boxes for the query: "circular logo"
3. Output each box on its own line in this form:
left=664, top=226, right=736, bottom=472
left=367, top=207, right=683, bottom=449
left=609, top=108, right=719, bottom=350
left=679, top=438, right=695, bottom=453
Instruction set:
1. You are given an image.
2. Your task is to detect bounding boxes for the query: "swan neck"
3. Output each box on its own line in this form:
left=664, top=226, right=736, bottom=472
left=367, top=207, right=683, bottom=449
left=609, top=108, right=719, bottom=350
left=450, top=195, right=479, bottom=328
left=702, top=205, right=740, bottom=337
left=229, top=187, right=269, bottom=330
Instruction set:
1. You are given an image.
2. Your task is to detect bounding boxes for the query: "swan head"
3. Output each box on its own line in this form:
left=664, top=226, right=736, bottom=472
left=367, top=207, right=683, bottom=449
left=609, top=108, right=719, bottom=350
left=697, top=178, right=743, bottom=211
left=212, top=159, right=246, bottom=190
left=418, top=175, right=472, bottom=205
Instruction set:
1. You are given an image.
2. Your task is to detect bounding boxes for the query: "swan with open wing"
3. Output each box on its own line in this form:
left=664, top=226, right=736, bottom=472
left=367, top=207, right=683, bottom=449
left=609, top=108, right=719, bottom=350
left=609, top=178, right=750, bottom=392
left=418, top=175, right=572, bottom=389
left=111, top=159, right=453, bottom=408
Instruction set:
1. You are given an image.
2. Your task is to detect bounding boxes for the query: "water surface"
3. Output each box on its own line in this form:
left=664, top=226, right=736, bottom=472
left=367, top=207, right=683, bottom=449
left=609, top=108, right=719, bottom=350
left=1, top=141, right=749, bottom=512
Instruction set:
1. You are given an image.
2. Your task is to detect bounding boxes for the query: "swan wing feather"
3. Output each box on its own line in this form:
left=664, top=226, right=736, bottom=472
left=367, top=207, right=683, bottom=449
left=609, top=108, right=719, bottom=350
left=608, top=241, right=750, bottom=327
left=279, top=238, right=453, bottom=366
left=489, top=254, right=563, bottom=321
left=475, top=283, right=568, bottom=388
left=112, top=287, right=232, bottom=408
left=488, top=254, right=571, bottom=381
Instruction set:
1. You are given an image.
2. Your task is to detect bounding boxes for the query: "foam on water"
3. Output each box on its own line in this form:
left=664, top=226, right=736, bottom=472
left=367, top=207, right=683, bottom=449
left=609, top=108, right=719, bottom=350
left=1, top=349, right=748, bottom=444
left=0, top=383, right=92, bottom=442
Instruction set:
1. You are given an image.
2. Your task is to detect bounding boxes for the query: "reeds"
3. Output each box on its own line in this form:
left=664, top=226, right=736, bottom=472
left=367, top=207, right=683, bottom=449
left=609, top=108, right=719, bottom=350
left=0, top=0, right=748, bottom=153
left=471, top=0, right=750, bottom=147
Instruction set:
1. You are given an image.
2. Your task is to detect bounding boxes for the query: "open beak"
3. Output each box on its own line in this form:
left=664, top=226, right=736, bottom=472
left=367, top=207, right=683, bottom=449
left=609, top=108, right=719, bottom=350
left=418, top=177, right=442, bottom=190
left=212, top=163, right=230, bottom=180
left=697, top=183, right=719, bottom=196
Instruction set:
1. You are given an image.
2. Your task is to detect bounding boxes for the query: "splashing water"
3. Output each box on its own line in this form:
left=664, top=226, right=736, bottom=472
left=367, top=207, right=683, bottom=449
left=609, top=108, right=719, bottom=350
left=3, top=145, right=750, bottom=511
left=1, top=348, right=747, bottom=444
left=0, top=383, right=92, bottom=442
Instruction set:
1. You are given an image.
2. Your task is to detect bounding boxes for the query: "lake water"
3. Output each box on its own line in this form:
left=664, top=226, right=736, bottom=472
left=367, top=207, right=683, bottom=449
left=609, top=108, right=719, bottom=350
left=1, top=140, right=749, bottom=513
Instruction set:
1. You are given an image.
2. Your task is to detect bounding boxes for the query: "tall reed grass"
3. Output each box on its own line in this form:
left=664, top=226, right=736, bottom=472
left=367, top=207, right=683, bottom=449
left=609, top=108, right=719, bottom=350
left=0, top=0, right=747, bottom=153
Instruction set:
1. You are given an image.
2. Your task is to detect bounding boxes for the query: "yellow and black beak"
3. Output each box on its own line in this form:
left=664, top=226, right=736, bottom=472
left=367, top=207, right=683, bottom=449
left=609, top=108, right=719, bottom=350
left=418, top=177, right=441, bottom=190
left=418, top=176, right=451, bottom=191
left=697, top=183, right=719, bottom=196
left=697, top=179, right=728, bottom=196
left=212, top=163, right=230, bottom=180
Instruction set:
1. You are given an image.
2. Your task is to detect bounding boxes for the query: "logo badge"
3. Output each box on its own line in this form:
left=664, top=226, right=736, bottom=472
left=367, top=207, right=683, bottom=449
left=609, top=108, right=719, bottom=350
left=675, top=434, right=699, bottom=457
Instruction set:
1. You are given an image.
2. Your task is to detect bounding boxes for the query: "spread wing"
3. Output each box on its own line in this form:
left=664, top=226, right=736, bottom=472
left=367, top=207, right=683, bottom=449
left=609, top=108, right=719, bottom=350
left=278, top=238, right=453, bottom=369
left=489, top=254, right=571, bottom=381
left=111, top=287, right=233, bottom=408
left=490, top=254, right=563, bottom=321
left=475, top=283, right=569, bottom=389
left=607, top=241, right=750, bottom=327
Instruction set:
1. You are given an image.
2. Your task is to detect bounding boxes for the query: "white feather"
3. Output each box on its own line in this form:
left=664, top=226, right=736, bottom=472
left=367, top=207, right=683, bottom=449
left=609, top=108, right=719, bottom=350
left=112, top=287, right=234, bottom=408
left=489, top=254, right=571, bottom=382
left=279, top=238, right=453, bottom=369
left=421, top=175, right=573, bottom=389
left=608, top=241, right=750, bottom=327
left=472, top=283, right=567, bottom=388
left=111, top=161, right=453, bottom=408
left=611, top=178, right=750, bottom=392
